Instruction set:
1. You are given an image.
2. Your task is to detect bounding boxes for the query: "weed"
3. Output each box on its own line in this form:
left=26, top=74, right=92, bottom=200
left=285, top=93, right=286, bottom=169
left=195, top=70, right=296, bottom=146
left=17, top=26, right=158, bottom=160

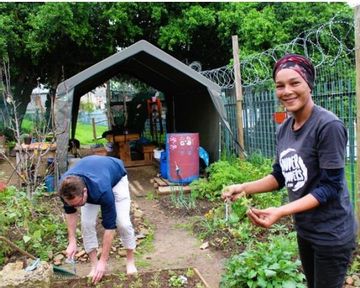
left=146, top=191, right=157, bottom=200
left=148, top=271, right=161, bottom=288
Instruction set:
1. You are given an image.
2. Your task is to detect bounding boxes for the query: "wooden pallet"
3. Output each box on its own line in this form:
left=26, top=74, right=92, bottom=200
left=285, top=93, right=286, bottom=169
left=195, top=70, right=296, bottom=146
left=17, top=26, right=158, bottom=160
left=152, top=176, right=191, bottom=195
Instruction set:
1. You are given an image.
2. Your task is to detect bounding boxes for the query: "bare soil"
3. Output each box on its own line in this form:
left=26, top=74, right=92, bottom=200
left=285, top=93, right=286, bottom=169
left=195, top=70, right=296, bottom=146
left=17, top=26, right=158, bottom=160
left=52, top=268, right=207, bottom=288
left=127, top=166, right=225, bottom=288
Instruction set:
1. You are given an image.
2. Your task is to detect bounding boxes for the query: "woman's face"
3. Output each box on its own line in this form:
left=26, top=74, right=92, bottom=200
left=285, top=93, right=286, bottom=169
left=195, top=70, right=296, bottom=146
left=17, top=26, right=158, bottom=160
left=275, top=68, right=312, bottom=114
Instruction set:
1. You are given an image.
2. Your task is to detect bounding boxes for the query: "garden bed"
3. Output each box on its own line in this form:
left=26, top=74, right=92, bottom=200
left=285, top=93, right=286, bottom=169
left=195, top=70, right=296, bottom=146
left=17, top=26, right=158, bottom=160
left=51, top=267, right=209, bottom=288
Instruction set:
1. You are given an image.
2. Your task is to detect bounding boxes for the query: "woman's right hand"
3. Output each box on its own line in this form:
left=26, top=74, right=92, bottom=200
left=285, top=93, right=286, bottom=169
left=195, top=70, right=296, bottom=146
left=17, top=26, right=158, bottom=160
left=221, top=184, right=246, bottom=202
left=66, top=240, right=77, bottom=259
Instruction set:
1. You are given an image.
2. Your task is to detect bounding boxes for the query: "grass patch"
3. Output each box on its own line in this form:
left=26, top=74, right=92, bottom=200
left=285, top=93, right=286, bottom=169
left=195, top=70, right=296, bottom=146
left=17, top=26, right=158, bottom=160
left=21, top=119, right=108, bottom=146
left=75, top=122, right=108, bottom=146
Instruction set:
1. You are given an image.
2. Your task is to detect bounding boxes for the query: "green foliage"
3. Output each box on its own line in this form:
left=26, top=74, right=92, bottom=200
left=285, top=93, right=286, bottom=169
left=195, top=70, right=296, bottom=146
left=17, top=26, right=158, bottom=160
left=199, top=189, right=285, bottom=244
left=20, top=118, right=34, bottom=135
left=220, top=233, right=305, bottom=288
left=190, top=156, right=272, bottom=201
left=0, top=186, right=67, bottom=264
left=80, top=101, right=96, bottom=113
left=168, top=270, right=188, bottom=287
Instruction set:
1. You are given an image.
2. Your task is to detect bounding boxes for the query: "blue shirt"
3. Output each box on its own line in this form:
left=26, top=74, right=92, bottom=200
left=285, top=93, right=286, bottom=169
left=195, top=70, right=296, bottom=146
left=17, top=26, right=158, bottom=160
left=60, top=155, right=127, bottom=229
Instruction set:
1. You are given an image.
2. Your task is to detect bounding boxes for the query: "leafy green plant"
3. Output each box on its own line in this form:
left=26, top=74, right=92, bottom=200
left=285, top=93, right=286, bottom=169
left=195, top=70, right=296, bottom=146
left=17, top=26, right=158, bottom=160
left=190, top=156, right=272, bottom=201
left=0, top=186, right=67, bottom=264
left=220, top=233, right=305, bottom=288
left=168, top=273, right=188, bottom=287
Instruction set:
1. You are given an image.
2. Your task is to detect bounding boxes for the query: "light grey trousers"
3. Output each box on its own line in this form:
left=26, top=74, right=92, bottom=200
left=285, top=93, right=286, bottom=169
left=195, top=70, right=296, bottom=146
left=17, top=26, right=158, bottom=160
left=80, top=175, right=136, bottom=253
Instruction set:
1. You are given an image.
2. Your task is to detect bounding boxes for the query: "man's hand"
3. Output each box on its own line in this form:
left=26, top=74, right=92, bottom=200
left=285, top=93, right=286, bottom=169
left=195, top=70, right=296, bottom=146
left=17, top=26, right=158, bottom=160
left=221, top=184, right=246, bottom=202
left=66, top=240, right=77, bottom=259
left=246, top=207, right=283, bottom=228
left=92, top=259, right=107, bottom=284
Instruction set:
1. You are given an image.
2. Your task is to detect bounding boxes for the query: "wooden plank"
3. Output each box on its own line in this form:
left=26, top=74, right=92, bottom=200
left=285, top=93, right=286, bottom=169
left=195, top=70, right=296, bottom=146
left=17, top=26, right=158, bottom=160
left=161, top=178, right=172, bottom=186
left=157, top=185, right=191, bottom=195
left=193, top=268, right=211, bottom=288
left=154, top=177, right=168, bottom=186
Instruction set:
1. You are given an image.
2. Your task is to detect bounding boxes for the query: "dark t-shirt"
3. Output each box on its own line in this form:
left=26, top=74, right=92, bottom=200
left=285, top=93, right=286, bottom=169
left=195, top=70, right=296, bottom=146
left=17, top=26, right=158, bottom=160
left=275, top=105, right=356, bottom=245
left=60, top=155, right=127, bottom=229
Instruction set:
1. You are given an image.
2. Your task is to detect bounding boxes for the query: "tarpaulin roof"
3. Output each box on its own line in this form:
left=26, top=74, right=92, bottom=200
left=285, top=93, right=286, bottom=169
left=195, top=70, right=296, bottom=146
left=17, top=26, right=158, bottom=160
left=55, top=40, right=230, bottom=175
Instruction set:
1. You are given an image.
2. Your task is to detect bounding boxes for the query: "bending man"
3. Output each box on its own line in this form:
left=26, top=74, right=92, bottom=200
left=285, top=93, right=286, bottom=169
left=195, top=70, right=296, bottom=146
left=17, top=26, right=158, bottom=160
left=59, top=155, right=137, bottom=284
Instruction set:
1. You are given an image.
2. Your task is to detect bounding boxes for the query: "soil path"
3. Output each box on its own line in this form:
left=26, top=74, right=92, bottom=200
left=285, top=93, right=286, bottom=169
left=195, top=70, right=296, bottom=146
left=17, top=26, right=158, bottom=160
left=127, top=166, right=225, bottom=288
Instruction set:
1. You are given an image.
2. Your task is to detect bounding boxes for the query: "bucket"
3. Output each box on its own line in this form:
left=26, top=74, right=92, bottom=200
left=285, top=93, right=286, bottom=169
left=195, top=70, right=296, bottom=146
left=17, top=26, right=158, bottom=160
left=153, top=148, right=163, bottom=160
left=160, top=151, right=168, bottom=179
left=166, top=133, right=199, bottom=184
left=44, top=175, right=54, bottom=192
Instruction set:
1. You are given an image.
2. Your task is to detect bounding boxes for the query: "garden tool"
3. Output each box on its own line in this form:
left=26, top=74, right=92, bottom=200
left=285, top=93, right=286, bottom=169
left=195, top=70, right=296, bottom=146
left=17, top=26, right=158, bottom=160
left=53, top=257, right=77, bottom=278
left=0, top=236, right=41, bottom=271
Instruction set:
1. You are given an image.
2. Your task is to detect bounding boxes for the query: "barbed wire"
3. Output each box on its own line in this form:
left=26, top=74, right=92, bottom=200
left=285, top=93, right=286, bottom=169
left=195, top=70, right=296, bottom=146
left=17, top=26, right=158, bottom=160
left=200, top=15, right=355, bottom=89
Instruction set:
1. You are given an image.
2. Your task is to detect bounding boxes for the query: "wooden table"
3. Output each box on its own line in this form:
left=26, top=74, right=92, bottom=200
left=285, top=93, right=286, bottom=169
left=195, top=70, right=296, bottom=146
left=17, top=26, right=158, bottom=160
left=108, top=133, right=155, bottom=167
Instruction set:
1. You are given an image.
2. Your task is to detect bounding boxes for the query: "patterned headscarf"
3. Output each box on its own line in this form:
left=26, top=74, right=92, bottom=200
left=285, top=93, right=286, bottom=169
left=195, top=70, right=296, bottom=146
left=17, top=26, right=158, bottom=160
left=272, top=54, right=315, bottom=90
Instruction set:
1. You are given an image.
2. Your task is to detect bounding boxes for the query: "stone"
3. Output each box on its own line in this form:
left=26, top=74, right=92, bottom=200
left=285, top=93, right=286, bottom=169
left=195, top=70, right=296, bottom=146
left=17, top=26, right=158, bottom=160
left=75, top=250, right=86, bottom=258
left=53, top=254, right=64, bottom=262
left=0, top=261, right=52, bottom=288
left=200, top=242, right=209, bottom=250
left=346, top=276, right=354, bottom=285
left=134, top=209, right=144, bottom=219
left=118, top=250, right=127, bottom=257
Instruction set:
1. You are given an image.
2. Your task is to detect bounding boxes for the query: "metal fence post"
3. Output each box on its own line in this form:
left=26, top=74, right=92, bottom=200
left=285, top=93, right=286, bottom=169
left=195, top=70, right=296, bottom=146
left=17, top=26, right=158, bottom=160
left=354, top=4, right=360, bottom=235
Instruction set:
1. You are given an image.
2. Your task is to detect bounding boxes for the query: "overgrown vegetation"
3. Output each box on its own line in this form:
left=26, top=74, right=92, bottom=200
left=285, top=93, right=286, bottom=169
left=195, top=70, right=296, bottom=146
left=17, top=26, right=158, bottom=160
left=0, top=186, right=67, bottom=265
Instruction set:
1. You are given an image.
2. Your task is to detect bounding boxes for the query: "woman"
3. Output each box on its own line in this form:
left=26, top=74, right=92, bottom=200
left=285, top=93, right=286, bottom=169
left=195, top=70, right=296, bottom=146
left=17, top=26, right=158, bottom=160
left=222, top=54, right=357, bottom=288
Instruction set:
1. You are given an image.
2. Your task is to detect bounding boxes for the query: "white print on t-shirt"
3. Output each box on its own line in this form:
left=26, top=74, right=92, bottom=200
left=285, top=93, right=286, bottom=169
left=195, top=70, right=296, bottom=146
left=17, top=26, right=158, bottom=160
left=279, top=148, right=308, bottom=191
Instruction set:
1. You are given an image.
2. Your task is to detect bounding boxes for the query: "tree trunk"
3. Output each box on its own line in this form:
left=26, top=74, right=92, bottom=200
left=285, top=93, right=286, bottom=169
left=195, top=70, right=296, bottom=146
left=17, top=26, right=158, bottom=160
left=12, top=79, right=37, bottom=128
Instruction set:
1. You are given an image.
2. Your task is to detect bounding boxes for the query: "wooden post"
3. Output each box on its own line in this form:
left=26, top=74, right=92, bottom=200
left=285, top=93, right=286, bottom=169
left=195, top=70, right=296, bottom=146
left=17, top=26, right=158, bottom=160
left=92, top=118, right=97, bottom=140
left=106, top=81, right=112, bottom=130
left=354, top=4, right=360, bottom=236
left=232, top=35, right=245, bottom=157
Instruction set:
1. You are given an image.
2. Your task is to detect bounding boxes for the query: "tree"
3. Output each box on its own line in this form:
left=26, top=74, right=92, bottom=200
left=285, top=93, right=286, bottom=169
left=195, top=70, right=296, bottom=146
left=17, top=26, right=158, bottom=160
left=0, top=2, right=353, bottom=127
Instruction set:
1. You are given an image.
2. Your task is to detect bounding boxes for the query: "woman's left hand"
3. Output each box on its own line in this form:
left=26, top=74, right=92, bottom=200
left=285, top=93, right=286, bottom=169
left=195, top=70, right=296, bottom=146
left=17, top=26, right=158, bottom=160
left=246, top=207, right=283, bottom=228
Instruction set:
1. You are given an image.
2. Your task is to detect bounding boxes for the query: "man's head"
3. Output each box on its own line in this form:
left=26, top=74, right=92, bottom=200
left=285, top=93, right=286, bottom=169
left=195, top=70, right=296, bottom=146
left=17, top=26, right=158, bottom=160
left=59, top=175, right=87, bottom=207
